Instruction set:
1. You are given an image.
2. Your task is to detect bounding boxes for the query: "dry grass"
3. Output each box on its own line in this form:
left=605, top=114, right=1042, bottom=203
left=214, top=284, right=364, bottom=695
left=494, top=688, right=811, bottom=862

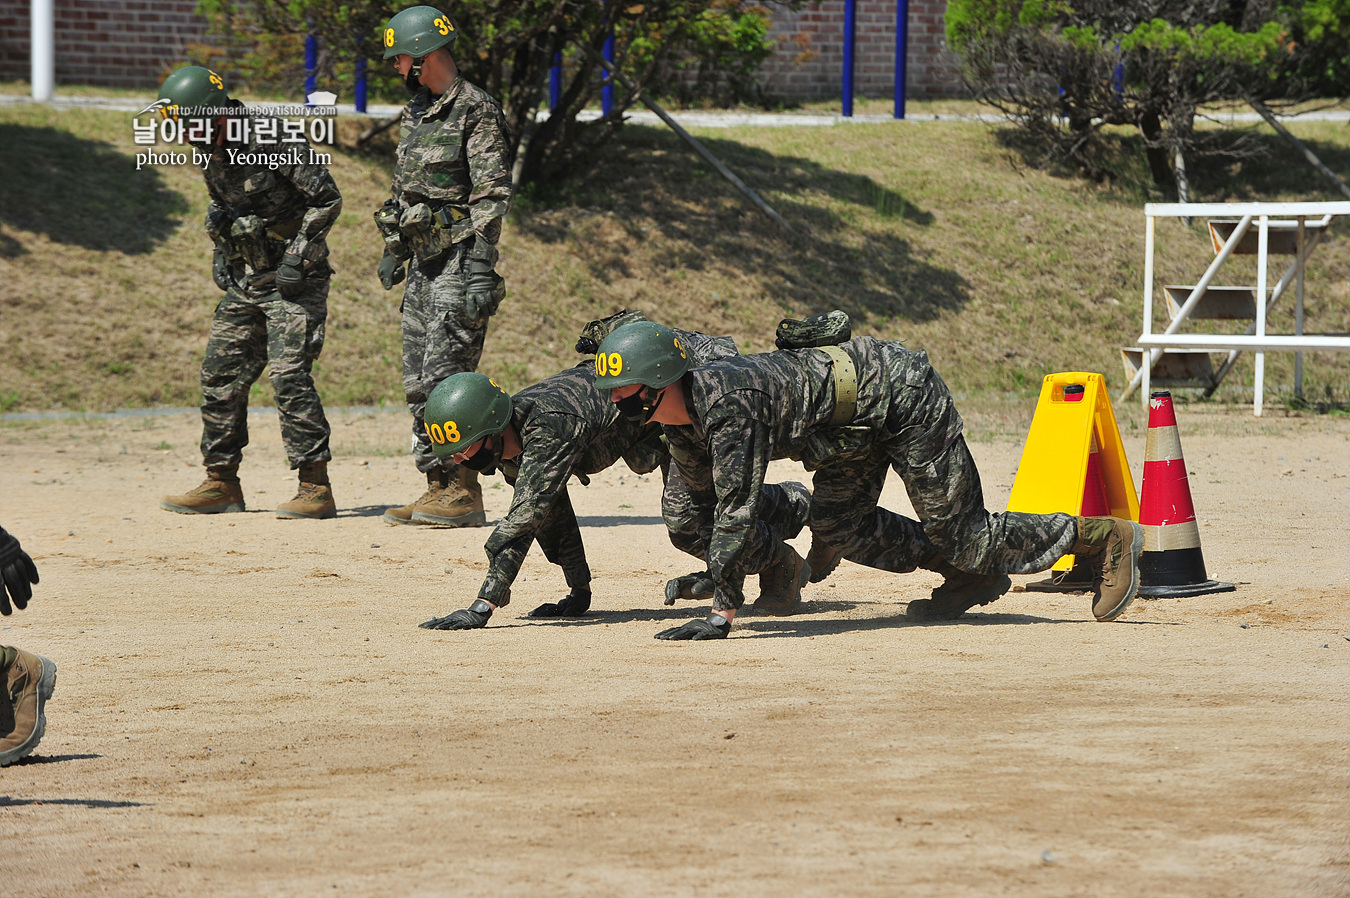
left=2, top=102, right=1349, bottom=423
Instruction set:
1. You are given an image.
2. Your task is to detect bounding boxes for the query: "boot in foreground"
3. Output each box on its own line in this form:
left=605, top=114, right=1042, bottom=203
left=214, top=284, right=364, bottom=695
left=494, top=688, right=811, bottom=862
left=805, top=534, right=843, bottom=584
left=276, top=461, right=337, bottom=519
left=160, top=466, right=245, bottom=514
left=1072, top=516, right=1145, bottom=621
left=411, top=467, right=487, bottom=527
left=1, top=646, right=57, bottom=767
left=906, top=555, right=1012, bottom=621
left=752, top=548, right=811, bottom=616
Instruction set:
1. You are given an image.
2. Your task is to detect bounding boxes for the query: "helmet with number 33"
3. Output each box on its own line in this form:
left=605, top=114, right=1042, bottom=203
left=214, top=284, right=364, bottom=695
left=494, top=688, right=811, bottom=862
left=592, top=321, right=691, bottom=391
left=382, top=6, right=458, bottom=60
left=156, top=66, right=229, bottom=119
left=424, top=372, right=512, bottom=460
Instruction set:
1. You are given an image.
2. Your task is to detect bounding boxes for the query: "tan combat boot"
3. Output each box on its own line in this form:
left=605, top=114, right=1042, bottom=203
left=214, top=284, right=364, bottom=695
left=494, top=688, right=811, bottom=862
left=160, top=465, right=245, bottom=514
left=752, top=547, right=812, bottom=616
left=276, top=461, right=337, bottom=520
left=383, top=468, right=449, bottom=525
left=905, top=554, right=1012, bottom=621
left=805, top=533, right=843, bottom=584
left=1, top=646, right=57, bottom=767
left=1071, top=516, right=1145, bottom=622
left=411, top=466, right=487, bottom=527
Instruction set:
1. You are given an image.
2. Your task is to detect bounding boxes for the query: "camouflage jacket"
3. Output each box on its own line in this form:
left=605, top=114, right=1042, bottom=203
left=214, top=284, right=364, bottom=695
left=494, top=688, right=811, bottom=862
left=480, top=329, right=739, bottom=604
left=392, top=78, right=513, bottom=248
left=665, top=337, right=959, bottom=608
left=478, top=363, right=664, bottom=604
left=204, top=104, right=342, bottom=293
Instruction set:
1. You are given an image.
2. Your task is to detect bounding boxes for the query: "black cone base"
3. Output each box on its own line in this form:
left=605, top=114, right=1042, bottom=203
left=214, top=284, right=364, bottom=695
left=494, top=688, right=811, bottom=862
left=1139, top=545, right=1236, bottom=599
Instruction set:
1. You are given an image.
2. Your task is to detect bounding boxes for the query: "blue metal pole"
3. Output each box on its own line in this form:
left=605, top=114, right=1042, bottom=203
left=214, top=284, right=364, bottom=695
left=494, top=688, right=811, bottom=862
left=355, top=53, right=367, bottom=113
left=602, top=28, right=615, bottom=116
left=305, top=33, right=317, bottom=102
left=894, top=0, right=908, bottom=119
left=842, top=0, right=856, bottom=117
left=550, top=52, right=561, bottom=110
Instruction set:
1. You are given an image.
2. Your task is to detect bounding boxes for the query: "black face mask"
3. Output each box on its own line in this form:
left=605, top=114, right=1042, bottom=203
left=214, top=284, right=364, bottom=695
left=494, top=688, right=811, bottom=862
left=615, top=386, right=664, bottom=425
left=460, top=434, right=503, bottom=474
left=403, top=60, right=424, bottom=94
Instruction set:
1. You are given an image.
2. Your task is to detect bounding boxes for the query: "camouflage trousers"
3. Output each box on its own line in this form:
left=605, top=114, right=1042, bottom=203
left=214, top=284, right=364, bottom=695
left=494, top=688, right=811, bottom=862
left=810, top=361, right=1076, bottom=576
left=402, top=242, right=489, bottom=474
left=200, top=282, right=331, bottom=470
left=663, top=465, right=811, bottom=572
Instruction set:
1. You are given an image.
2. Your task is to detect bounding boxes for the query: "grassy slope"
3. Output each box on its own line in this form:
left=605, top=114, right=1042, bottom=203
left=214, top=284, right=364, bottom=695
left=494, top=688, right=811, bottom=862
left=1, top=103, right=1348, bottom=421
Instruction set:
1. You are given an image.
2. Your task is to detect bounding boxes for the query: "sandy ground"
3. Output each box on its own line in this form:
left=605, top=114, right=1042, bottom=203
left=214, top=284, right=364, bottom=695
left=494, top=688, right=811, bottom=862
left=1, top=406, right=1347, bottom=897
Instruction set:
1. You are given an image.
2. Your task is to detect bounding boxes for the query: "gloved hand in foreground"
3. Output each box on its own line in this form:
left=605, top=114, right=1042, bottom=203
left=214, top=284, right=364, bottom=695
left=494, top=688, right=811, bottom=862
left=528, top=588, right=592, bottom=619
left=654, top=613, right=730, bottom=641
left=664, top=571, right=715, bottom=605
left=0, top=527, right=39, bottom=616
left=378, top=250, right=406, bottom=290
left=460, top=258, right=505, bottom=327
left=420, top=599, right=493, bottom=630
left=275, top=251, right=306, bottom=297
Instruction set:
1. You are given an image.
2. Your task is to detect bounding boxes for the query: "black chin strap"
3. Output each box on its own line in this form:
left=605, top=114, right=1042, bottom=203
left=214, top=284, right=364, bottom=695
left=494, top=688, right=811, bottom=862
left=643, top=386, right=666, bottom=423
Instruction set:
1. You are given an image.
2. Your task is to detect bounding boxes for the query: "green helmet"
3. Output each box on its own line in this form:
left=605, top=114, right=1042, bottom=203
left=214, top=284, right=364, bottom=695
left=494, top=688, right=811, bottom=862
left=157, top=66, right=229, bottom=118
left=382, top=6, right=457, bottom=60
left=424, top=372, right=512, bottom=460
left=592, top=321, right=691, bottom=391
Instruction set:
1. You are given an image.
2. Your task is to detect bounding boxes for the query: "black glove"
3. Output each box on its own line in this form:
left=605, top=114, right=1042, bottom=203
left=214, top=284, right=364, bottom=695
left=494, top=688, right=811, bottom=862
left=528, top=588, right=592, bottom=619
left=460, top=259, right=505, bottom=326
left=654, top=613, right=730, bottom=641
left=212, top=247, right=232, bottom=291
left=275, top=251, right=305, bottom=297
left=419, top=598, right=493, bottom=630
left=0, top=527, right=39, bottom=616
left=664, top=571, right=715, bottom=605
left=378, top=250, right=406, bottom=291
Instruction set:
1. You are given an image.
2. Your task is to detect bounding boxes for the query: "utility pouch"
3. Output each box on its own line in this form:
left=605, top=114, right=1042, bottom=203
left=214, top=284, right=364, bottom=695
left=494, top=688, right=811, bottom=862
left=229, top=214, right=270, bottom=272
left=374, top=201, right=411, bottom=261
left=399, top=202, right=454, bottom=262
left=776, top=310, right=852, bottom=349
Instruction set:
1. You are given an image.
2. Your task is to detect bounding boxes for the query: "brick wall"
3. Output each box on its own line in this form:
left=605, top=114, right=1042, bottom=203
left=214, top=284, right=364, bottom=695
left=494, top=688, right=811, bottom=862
left=760, top=0, right=966, bottom=102
left=0, top=0, right=209, bottom=88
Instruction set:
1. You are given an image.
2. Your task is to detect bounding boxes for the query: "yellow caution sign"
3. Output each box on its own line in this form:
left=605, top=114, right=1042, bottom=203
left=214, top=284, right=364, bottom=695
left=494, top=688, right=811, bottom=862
left=1007, top=372, right=1139, bottom=571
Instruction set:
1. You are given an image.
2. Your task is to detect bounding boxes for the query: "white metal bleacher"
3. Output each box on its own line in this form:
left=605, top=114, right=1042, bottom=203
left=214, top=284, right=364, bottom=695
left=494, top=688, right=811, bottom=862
left=1121, top=201, right=1350, bottom=415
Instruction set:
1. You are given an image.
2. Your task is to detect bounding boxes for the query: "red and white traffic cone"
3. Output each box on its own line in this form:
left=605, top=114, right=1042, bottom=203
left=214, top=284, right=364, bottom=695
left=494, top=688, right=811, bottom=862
left=1137, top=391, right=1235, bottom=598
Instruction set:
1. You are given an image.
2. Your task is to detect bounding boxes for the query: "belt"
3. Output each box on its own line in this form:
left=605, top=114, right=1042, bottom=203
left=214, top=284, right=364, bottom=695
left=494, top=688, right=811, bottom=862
left=816, top=345, right=857, bottom=426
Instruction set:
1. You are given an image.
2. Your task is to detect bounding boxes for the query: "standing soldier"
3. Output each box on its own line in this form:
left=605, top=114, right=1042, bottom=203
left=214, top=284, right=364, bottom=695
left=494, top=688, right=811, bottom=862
left=375, top=6, right=514, bottom=528
left=156, top=66, right=343, bottom=519
left=594, top=322, right=1145, bottom=640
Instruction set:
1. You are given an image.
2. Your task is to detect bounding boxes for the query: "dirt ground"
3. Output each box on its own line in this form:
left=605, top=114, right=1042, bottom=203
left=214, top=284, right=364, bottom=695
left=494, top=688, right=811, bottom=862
left=1, top=406, right=1347, bottom=897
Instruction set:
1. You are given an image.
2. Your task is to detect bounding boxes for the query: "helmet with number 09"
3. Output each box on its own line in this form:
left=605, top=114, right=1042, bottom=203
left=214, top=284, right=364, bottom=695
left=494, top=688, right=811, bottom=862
left=424, top=372, right=512, bottom=460
left=156, top=66, right=229, bottom=119
left=592, top=321, right=690, bottom=391
left=382, top=6, right=457, bottom=60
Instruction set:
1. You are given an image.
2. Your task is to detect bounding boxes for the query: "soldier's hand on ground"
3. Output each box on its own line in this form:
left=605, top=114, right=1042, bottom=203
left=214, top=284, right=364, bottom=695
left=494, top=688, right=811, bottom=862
left=378, top=251, right=406, bottom=291
left=664, top=571, right=716, bottom=605
left=654, top=613, right=730, bottom=641
left=461, top=260, right=505, bottom=326
left=528, top=588, right=591, bottom=619
left=419, top=599, right=493, bottom=630
left=275, top=252, right=306, bottom=297
left=0, top=528, right=39, bottom=616
left=212, top=248, right=232, bottom=291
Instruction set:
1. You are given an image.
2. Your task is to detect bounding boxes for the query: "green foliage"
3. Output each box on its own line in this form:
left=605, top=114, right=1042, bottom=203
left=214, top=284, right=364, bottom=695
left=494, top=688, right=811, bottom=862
left=193, top=0, right=783, bottom=182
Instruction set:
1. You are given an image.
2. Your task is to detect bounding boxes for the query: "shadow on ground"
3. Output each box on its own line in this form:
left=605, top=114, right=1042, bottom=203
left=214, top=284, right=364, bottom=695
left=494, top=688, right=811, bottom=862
left=0, top=124, right=186, bottom=258
left=513, top=126, right=970, bottom=326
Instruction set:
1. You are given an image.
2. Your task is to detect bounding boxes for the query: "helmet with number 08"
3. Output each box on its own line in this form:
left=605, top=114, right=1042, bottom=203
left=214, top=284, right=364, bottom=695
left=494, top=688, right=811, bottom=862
left=592, top=321, right=690, bottom=391
left=156, top=66, right=229, bottom=119
left=424, top=372, right=512, bottom=460
left=382, top=5, right=457, bottom=59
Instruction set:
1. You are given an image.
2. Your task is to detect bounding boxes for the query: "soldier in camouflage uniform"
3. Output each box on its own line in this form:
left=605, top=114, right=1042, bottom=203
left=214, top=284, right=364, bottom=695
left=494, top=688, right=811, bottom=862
left=594, top=322, right=1146, bottom=640
left=416, top=319, right=813, bottom=631
left=155, top=67, right=343, bottom=520
left=375, top=6, right=514, bottom=529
